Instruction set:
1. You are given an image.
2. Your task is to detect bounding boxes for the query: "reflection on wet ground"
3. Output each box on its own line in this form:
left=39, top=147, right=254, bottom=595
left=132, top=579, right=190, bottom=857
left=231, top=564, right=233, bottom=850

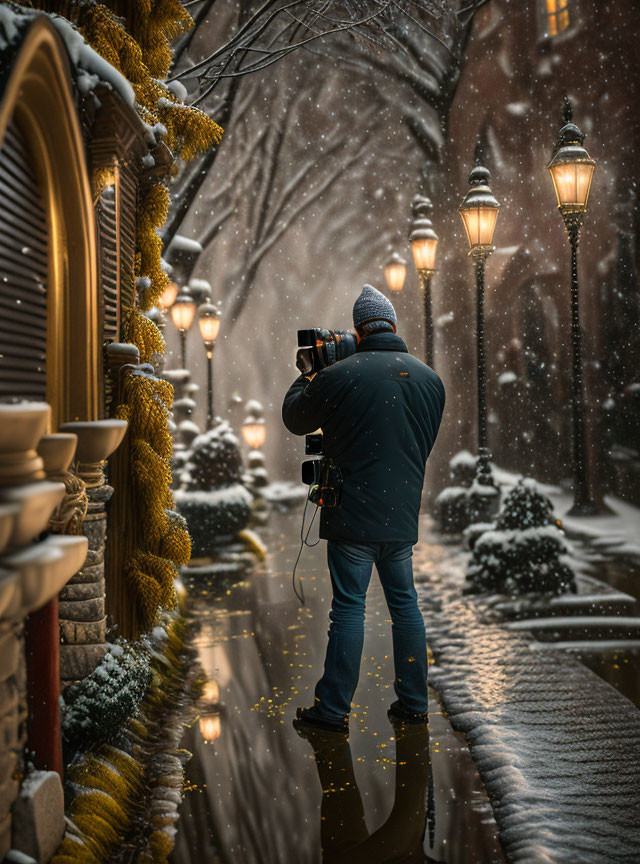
left=560, top=553, right=640, bottom=707
left=171, top=512, right=505, bottom=864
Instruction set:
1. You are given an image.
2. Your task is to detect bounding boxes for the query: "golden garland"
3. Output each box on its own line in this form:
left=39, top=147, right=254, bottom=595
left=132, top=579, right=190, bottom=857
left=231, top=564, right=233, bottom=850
left=17, top=0, right=219, bottom=631
left=136, top=182, right=170, bottom=312
left=115, top=373, right=191, bottom=632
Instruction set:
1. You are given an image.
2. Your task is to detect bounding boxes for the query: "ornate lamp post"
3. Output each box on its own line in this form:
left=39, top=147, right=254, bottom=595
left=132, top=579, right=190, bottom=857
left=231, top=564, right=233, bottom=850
left=170, top=291, right=196, bottom=368
left=198, top=302, right=221, bottom=430
left=459, top=152, right=500, bottom=485
left=547, top=98, right=597, bottom=516
left=409, top=195, right=439, bottom=367
left=384, top=252, right=407, bottom=293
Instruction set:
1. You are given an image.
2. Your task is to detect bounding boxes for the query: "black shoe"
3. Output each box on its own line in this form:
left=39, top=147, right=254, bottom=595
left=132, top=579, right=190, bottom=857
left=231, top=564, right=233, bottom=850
left=387, top=700, right=429, bottom=725
left=294, top=706, right=349, bottom=734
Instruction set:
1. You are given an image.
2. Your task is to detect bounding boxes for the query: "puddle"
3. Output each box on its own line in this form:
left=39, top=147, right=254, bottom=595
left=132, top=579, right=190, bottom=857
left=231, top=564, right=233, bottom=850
left=171, top=511, right=505, bottom=864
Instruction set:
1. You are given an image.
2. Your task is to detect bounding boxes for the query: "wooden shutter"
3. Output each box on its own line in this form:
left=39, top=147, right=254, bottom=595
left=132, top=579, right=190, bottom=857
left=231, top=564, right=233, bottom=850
left=96, top=183, right=120, bottom=344
left=0, top=119, right=48, bottom=401
left=118, top=163, right=137, bottom=312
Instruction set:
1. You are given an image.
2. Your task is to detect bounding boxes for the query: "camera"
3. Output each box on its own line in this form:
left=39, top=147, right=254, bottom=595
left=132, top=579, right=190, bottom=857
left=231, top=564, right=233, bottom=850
left=302, top=433, right=342, bottom=508
left=296, top=328, right=357, bottom=376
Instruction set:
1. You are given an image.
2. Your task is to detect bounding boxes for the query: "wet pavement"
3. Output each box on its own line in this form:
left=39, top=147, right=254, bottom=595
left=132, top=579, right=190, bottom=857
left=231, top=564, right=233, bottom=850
left=171, top=511, right=505, bottom=864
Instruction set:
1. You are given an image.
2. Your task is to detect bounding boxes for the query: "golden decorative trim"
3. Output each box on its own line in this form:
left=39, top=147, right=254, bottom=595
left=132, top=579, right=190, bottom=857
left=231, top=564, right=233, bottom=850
left=0, top=18, right=100, bottom=428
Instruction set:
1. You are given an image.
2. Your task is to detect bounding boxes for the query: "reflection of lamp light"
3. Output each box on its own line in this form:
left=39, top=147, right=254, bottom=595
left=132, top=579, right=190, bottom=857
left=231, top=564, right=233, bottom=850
left=203, top=680, right=219, bottom=703
left=159, top=280, right=179, bottom=312
left=384, top=252, right=406, bottom=292
left=242, top=417, right=266, bottom=450
left=199, top=713, right=221, bottom=742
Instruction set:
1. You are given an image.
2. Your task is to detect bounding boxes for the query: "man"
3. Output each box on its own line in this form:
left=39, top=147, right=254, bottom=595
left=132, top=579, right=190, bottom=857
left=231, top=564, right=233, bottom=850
left=282, top=284, right=445, bottom=733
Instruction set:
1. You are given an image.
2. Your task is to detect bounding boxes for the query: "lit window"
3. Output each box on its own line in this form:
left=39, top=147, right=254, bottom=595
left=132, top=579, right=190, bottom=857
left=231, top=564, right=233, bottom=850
left=546, top=0, right=570, bottom=36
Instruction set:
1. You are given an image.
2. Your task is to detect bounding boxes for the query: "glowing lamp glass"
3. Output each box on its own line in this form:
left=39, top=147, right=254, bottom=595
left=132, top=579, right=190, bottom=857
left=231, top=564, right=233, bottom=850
left=384, top=262, right=406, bottom=292
left=199, top=714, right=221, bottom=741
left=459, top=206, right=498, bottom=250
left=203, top=680, right=219, bottom=703
left=199, top=314, right=221, bottom=345
left=159, top=280, right=179, bottom=312
left=170, top=295, right=196, bottom=332
left=410, top=236, right=438, bottom=272
left=549, top=160, right=594, bottom=211
left=242, top=421, right=266, bottom=450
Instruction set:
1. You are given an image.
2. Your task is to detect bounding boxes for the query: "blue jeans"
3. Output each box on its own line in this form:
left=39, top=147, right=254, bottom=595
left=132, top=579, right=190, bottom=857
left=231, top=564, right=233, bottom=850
left=313, top=540, right=428, bottom=722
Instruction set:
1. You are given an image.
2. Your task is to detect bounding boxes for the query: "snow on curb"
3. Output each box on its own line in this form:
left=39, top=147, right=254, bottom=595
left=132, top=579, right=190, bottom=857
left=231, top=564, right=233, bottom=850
left=416, top=552, right=640, bottom=864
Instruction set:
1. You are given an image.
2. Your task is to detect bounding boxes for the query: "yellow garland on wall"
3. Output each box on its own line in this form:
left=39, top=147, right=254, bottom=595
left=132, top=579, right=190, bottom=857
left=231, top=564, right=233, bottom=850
left=19, top=0, right=219, bottom=632
left=115, top=373, right=191, bottom=632
left=136, top=182, right=170, bottom=311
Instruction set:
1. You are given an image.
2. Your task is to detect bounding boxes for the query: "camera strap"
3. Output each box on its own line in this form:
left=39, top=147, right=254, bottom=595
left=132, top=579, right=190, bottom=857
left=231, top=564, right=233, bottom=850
left=292, top=492, right=320, bottom=606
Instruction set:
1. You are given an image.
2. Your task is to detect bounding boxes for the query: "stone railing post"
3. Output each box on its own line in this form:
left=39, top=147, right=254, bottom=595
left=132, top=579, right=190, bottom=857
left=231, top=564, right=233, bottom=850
left=58, top=420, right=127, bottom=689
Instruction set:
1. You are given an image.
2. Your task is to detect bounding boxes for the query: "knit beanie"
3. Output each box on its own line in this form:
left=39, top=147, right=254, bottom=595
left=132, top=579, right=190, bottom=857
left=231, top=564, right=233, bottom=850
left=352, top=284, right=397, bottom=330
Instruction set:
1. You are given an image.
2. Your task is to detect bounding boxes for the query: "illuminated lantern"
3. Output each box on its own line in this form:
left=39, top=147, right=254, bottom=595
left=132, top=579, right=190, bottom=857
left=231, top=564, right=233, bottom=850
left=197, top=302, right=221, bottom=430
left=547, top=108, right=595, bottom=215
left=199, top=713, right=221, bottom=742
left=242, top=417, right=266, bottom=450
left=198, top=303, right=221, bottom=351
left=409, top=196, right=438, bottom=275
left=170, top=292, right=196, bottom=333
left=384, top=252, right=406, bottom=292
left=459, top=166, right=500, bottom=252
left=159, top=280, right=179, bottom=312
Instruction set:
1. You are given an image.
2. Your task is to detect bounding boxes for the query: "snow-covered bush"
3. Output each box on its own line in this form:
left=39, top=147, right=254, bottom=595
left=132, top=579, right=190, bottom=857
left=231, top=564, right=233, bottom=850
left=185, top=421, right=244, bottom=488
left=61, top=643, right=152, bottom=748
left=175, top=420, right=252, bottom=554
left=466, top=479, right=576, bottom=596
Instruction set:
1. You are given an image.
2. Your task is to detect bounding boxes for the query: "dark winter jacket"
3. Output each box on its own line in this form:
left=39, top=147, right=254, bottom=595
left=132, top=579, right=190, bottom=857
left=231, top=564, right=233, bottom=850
left=282, top=331, right=445, bottom=543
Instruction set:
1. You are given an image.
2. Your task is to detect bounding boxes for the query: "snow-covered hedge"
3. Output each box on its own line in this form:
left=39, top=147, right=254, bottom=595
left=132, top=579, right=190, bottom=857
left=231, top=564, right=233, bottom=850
left=466, top=479, right=576, bottom=596
left=61, top=643, right=152, bottom=748
left=175, top=421, right=252, bottom=554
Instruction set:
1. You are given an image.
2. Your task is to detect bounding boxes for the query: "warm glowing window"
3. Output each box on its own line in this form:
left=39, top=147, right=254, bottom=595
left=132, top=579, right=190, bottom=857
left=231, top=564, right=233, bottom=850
left=546, top=0, right=570, bottom=36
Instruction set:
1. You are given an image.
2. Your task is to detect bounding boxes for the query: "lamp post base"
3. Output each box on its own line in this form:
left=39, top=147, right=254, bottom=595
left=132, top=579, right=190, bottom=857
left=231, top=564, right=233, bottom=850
left=566, top=500, right=611, bottom=518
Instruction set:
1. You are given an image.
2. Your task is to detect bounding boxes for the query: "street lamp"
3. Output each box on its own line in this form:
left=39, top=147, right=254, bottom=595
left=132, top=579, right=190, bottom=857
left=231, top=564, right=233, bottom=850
left=242, top=416, right=266, bottom=450
left=459, top=151, right=500, bottom=486
left=198, top=302, right=221, bottom=430
left=547, top=97, right=597, bottom=516
left=409, top=195, right=439, bottom=367
left=159, top=280, right=179, bottom=313
left=384, top=252, right=406, bottom=293
left=170, top=291, right=196, bottom=369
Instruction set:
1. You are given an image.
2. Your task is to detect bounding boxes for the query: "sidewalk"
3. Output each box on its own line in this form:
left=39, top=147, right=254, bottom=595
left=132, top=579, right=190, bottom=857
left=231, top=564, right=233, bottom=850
left=414, top=520, right=640, bottom=864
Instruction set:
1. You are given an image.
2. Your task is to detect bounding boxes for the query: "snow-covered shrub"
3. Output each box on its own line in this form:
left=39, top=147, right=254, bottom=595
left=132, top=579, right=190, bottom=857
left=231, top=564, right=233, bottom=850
left=466, top=479, right=576, bottom=596
left=185, top=421, right=243, bottom=488
left=61, top=643, right=152, bottom=748
left=175, top=486, right=253, bottom=551
left=175, top=421, right=252, bottom=554
left=435, top=480, right=500, bottom=533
